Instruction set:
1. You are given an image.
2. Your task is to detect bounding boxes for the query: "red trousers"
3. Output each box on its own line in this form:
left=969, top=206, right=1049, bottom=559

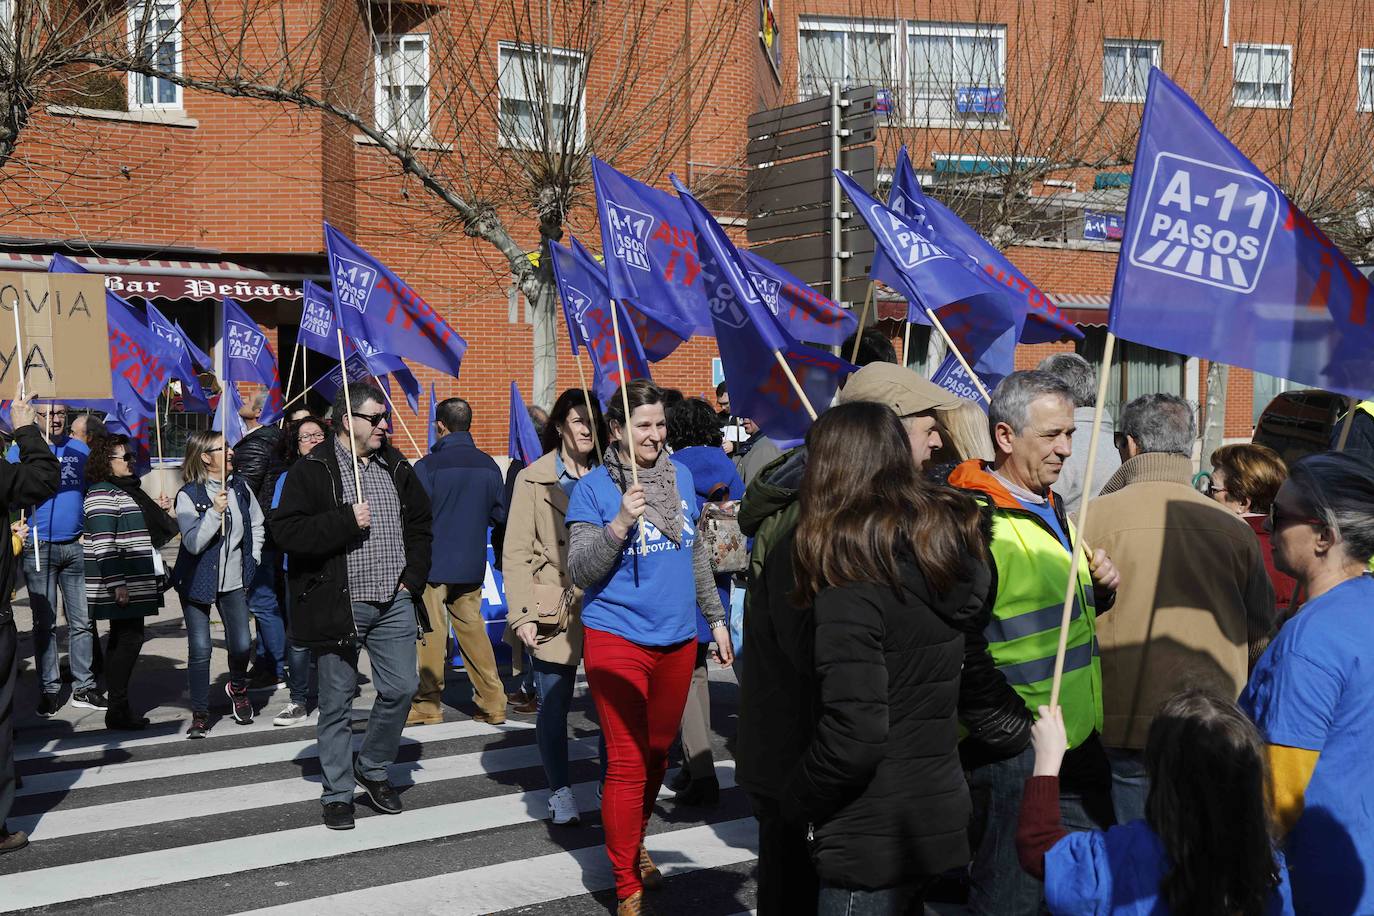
left=583, top=626, right=696, bottom=899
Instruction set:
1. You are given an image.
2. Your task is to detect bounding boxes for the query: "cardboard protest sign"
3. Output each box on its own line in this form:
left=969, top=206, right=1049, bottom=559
left=0, top=271, right=112, bottom=399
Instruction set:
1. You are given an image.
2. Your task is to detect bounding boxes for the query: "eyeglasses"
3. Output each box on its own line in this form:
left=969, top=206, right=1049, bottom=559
left=110, top=453, right=129, bottom=463
left=1268, top=504, right=1323, bottom=530
left=1205, top=484, right=1227, bottom=498
left=351, top=411, right=390, bottom=428
left=206, top=446, right=225, bottom=454
left=298, top=432, right=326, bottom=443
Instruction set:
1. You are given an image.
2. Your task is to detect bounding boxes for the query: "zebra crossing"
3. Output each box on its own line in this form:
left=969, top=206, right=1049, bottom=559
left=1, top=707, right=760, bottom=914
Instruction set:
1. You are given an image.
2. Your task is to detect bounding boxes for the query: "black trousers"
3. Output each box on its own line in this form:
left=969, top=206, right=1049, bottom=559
left=1, top=620, right=17, bottom=833
left=104, top=618, right=146, bottom=711
left=751, top=793, right=819, bottom=915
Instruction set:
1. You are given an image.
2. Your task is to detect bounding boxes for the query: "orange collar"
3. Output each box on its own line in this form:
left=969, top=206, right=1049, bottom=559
left=947, top=459, right=1061, bottom=514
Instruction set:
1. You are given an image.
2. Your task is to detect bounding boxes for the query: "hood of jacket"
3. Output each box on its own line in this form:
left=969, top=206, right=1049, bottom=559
left=898, top=549, right=991, bottom=635
left=739, top=446, right=807, bottom=537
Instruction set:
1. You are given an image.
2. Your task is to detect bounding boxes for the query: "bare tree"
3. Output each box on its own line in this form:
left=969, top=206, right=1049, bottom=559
left=76, top=0, right=746, bottom=405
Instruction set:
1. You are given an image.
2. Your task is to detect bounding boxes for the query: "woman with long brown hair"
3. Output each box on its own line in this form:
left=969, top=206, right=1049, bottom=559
left=785, top=401, right=991, bottom=915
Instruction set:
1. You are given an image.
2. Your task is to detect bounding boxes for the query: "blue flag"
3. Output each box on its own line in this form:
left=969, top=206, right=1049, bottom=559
left=1111, top=69, right=1374, bottom=398
left=143, top=302, right=211, bottom=413
left=427, top=382, right=438, bottom=451
left=222, top=297, right=283, bottom=425
left=591, top=158, right=712, bottom=335
left=178, top=320, right=212, bottom=372
left=837, top=168, right=1018, bottom=389
left=736, top=249, right=858, bottom=346
left=673, top=176, right=853, bottom=446
left=324, top=222, right=467, bottom=379
left=568, top=237, right=691, bottom=362
left=549, top=238, right=653, bottom=406
left=883, top=148, right=1082, bottom=344
left=509, top=382, right=543, bottom=465
left=213, top=383, right=247, bottom=447
left=931, top=352, right=989, bottom=411
left=297, top=280, right=420, bottom=411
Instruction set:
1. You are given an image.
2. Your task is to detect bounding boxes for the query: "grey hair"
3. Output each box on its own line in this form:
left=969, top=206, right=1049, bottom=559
left=330, top=381, right=387, bottom=427
left=1037, top=352, right=1097, bottom=407
left=1287, top=452, right=1374, bottom=564
left=1119, top=394, right=1195, bottom=457
left=988, top=370, right=1076, bottom=435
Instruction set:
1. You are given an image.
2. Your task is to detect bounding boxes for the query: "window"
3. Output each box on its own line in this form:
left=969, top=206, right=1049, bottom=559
left=128, top=1, right=181, bottom=109
left=1360, top=49, right=1374, bottom=111
left=1233, top=43, right=1291, bottom=108
left=375, top=34, right=430, bottom=138
left=908, top=22, right=1005, bottom=124
left=497, top=43, right=586, bottom=149
left=1103, top=39, right=1160, bottom=102
left=797, top=18, right=895, bottom=101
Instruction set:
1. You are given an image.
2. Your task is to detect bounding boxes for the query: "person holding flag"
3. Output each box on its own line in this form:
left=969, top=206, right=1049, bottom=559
left=566, top=380, right=732, bottom=914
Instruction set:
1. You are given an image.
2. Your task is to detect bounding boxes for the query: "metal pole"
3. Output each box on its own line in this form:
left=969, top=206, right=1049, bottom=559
left=829, top=81, right=843, bottom=308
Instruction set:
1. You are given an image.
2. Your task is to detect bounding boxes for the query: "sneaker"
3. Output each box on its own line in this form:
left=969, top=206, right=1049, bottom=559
left=322, top=801, right=355, bottom=830
left=272, top=703, right=309, bottom=727
left=226, top=683, right=253, bottom=724
left=35, top=692, right=62, bottom=718
left=187, top=711, right=210, bottom=739
left=352, top=765, right=403, bottom=814
left=247, top=669, right=287, bottom=692
left=547, top=786, right=580, bottom=826
left=0, top=830, right=29, bottom=855
left=71, top=689, right=107, bottom=710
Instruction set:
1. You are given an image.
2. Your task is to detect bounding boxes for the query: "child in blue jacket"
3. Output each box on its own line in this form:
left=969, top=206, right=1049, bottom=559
left=1017, top=689, right=1293, bottom=916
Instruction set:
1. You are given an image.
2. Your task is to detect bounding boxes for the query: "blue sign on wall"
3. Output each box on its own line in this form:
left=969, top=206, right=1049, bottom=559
left=1084, top=210, right=1125, bottom=242
left=955, top=87, right=1005, bottom=114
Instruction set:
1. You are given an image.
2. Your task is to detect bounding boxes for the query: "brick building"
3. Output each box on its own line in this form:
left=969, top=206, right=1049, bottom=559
left=0, top=0, right=1368, bottom=456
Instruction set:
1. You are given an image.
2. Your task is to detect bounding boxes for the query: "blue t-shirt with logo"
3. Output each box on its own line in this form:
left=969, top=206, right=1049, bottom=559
left=566, top=460, right=699, bottom=647
left=1240, top=574, right=1374, bottom=915
left=7, top=436, right=88, bottom=542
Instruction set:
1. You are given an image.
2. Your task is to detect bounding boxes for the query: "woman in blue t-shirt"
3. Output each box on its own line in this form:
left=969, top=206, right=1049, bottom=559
left=1241, top=451, right=1374, bottom=915
left=566, top=380, right=733, bottom=916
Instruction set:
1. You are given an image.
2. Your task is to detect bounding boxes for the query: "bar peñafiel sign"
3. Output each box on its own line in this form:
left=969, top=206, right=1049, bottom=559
left=0, top=271, right=112, bottom=399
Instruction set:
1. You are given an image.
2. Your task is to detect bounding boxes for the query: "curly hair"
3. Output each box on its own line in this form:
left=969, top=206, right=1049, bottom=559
left=86, top=434, right=131, bottom=483
left=276, top=416, right=330, bottom=468
left=667, top=398, right=724, bottom=450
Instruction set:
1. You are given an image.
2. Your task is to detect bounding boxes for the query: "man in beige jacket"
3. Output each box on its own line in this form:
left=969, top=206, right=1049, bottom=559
left=1083, top=393, right=1275, bottom=824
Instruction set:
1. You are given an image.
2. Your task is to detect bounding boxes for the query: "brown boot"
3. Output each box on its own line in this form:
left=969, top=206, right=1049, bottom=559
left=616, top=890, right=646, bottom=915
left=637, top=844, right=663, bottom=890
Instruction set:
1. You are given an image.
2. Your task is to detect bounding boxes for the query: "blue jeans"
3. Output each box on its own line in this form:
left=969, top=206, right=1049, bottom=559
left=183, top=588, right=252, bottom=714
left=817, top=879, right=929, bottom=915
left=24, top=540, right=94, bottom=693
left=533, top=658, right=577, bottom=790
left=248, top=554, right=287, bottom=677
left=967, top=740, right=1115, bottom=916
left=1106, top=747, right=1149, bottom=825
left=314, top=595, right=418, bottom=805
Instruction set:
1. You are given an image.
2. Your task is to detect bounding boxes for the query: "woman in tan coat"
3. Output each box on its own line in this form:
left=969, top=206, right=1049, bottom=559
left=502, top=388, right=606, bottom=827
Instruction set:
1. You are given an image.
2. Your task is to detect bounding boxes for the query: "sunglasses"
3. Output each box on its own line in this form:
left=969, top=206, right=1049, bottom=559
left=351, top=411, right=390, bottom=428
left=1268, top=504, right=1323, bottom=530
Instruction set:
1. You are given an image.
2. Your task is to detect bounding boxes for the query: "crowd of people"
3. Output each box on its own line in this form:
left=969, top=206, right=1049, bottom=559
left=0, top=333, right=1368, bottom=915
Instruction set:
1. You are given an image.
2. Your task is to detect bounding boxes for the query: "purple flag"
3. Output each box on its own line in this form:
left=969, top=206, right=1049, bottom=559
left=735, top=249, right=858, bottom=346
left=222, top=297, right=283, bottom=425
left=178, top=320, right=212, bottom=372
left=509, top=382, right=543, bottom=465
left=673, top=176, right=853, bottom=446
left=549, top=238, right=653, bottom=406
left=568, top=237, right=691, bottom=362
left=427, top=382, right=438, bottom=451
left=324, top=222, right=467, bottom=379
left=1111, top=69, right=1374, bottom=398
left=297, top=280, right=338, bottom=359
left=144, top=302, right=211, bottom=413
left=297, top=280, right=420, bottom=412
left=930, top=352, right=988, bottom=411
left=212, top=382, right=247, bottom=447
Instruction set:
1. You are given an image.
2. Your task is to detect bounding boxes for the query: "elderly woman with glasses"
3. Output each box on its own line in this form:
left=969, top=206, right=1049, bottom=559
left=1241, top=452, right=1374, bottom=915
left=1207, top=443, right=1298, bottom=617
left=82, top=434, right=178, bottom=730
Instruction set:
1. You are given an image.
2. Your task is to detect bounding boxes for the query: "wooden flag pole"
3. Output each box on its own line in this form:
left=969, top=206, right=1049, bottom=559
left=1049, top=330, right=1118, bottom=710
left=902, top=319, right=914, bottom=369
left=279, top=342, right=302, bottom=427
left=771, top=349, right=818, bottom=421
left=336, top=329, right=364, bottom=505
left=923, top=306, right=991, bottom=403
left=376, top=383, right=422, bottom=456
left=573, top=349, right=602, bottom=462
left=14, top=308, right=40, bottom=569
left=1336, top=397, right=1357, bottom=452
left=848, top=282, right=875, bottom=364
left=609, top=302, right=646, bottom=551
left=154, top=386, right=166, bottom=499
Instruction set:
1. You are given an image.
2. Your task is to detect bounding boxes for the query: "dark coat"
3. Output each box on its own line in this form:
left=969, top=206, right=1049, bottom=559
left=232, top=424, right=283, bottom=506
left=0, top=424, right=60, bottom=625
left=783, top=553, right=991, bottom=889
left=269, top=437, right=433, bottom=648
left=413, top=431, right=505, bottom=585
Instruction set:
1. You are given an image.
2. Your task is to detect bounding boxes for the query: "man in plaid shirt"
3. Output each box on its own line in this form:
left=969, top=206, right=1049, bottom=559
left=272, top=382, right=433, bottom=831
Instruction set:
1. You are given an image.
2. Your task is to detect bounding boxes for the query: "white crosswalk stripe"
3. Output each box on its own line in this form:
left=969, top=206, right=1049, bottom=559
left=0, top=712, right=759, bottom=915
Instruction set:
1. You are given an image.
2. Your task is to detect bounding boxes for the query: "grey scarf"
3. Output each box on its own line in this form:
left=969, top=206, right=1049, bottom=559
left=605, top=444, right=682, bottom=545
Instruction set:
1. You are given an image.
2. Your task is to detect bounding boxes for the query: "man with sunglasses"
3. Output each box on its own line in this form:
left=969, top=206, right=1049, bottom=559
left=1083, top=393, right=1275, bottom=826
left=270, top=382, right=433, bottom=831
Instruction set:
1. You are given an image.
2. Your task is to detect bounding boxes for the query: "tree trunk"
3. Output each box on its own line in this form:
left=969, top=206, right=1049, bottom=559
left=529, top=274, right=558, bottom=410
left=1201, top=360, right=1229, bottom=474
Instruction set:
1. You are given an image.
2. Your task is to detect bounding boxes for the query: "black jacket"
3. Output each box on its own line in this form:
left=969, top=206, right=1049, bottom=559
left=0, top=424, right=60, bottom=625
left=269, top=438, right=433, bottom=648
left=783, top=552, right=991, bottom=889
left=233, top=424, right=283, bottom=507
